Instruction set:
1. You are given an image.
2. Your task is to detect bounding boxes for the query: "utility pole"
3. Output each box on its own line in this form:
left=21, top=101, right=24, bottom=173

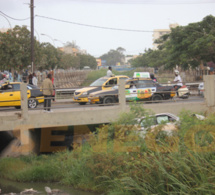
left=30, top=0, right=35, bottom=73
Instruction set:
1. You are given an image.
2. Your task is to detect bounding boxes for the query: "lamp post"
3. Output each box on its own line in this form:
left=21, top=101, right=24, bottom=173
left=41, top=33, right=55, bottom=47
left=54, top=39, right=65, bottom=46
left=30, top=0, right=35, bottom=73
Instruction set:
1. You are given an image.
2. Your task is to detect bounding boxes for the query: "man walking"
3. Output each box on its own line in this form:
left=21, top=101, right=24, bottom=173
left=42, top=73, right=53, bottom=112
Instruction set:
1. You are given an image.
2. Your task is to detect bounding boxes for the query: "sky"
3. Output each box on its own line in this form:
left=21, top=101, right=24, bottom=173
left=0, top=0, right=215, bottom=57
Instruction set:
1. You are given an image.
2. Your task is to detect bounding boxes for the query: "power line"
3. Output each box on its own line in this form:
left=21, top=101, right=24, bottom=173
left=0, top=11, right=30, bottom=21
left=68, top=0, right=215, bottom=4
left=36, top=15, right=155, bottom=33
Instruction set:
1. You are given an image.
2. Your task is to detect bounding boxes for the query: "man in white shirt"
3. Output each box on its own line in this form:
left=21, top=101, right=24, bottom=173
left=107, top=66, right=113, bottom=77
left=173, top=70, right=183, bottom=91
left=32, top=72, right=38, bottom=86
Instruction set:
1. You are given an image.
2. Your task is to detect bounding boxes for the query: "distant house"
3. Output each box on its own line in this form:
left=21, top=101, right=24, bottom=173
left=152, top=23, right=179, bottom=50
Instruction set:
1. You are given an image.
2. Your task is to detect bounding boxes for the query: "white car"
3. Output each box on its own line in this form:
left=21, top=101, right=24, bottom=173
left=198, top=82, right=204, bottom=96
left=136, top=113, right=179, bottom=138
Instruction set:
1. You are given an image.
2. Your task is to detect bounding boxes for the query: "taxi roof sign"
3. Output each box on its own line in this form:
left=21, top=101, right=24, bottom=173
left=133, top=72, right=150, bottom=78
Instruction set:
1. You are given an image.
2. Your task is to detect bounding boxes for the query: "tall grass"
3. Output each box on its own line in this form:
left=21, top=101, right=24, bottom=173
left=0, top=105, right=215, bottom=194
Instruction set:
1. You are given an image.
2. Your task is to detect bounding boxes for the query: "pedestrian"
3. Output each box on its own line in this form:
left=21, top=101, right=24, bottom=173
left=14, top=71, right=18, bottom=81
left=107, top=66, right=113, bottom=77
left=50, top=70, right=55, bottom=101
left=22, top=70, right=28, bottom=83
left=28, top=73, right=33, bottom=85
left=0, top=71, right=3, bottom=81
left=32, top=72, right=38, bottom=86
left=42, top=73, right=54, bottom=113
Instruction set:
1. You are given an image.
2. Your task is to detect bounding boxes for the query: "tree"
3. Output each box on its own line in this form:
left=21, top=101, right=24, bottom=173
left=64, top=41, right=80, bottom=49
left=100, top=47, right=126, bottom=66
left=39, top=42, right=62, bottom=70
left=60, top=53, right=79, bottom=69
left=130, top=49, right=166, bottom=68
left=0, top=25, right=33, bottom=71
left=162, top=15, right=215, bottom=69
left=130, top=15, right=215, bottom=70
left=79, top=54, right=97, bottom=69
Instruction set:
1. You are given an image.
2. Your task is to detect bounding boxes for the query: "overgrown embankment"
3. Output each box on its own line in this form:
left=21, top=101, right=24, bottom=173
left=0, top=104, right=214, bottom=194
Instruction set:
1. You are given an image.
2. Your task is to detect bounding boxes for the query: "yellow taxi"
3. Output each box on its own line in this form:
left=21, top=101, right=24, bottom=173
left=0, top=82, right=44, bottom=109
left=73, top=75, right=129, bottom=105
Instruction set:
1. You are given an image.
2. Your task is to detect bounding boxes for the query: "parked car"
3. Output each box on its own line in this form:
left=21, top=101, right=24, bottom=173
left=73, top=75, right=129, bottom=105
left=135, top=113, right=179, bottom=138
left=89, top=76, right=175, bottom=104
left=0, top=82, right=44, bottom=109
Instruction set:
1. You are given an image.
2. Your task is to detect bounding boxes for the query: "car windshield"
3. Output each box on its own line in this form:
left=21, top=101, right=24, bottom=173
left=90, top=78, right=108, bottom=87
left=156, top=116, right=169, bottom=124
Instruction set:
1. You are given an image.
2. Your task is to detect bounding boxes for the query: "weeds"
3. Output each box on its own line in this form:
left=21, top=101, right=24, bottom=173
left=0, top=104, right=215, bottom=194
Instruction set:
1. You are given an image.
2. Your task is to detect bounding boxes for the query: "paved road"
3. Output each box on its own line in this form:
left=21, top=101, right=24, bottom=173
left=0, top=95, right=204, bottom=113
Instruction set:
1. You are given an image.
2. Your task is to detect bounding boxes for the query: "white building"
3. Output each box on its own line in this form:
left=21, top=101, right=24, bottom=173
left=152, top=23, right=179, bottom=50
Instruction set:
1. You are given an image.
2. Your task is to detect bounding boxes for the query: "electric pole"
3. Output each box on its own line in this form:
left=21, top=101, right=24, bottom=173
left=30, top=0, right=35, bottom=72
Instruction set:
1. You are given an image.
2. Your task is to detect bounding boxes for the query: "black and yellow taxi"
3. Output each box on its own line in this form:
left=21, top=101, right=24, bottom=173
left=0, top=82, right=44, bottom=109
left=88, top=72, right=175, bottom=104
left=73, top=75, right=129, bottom=105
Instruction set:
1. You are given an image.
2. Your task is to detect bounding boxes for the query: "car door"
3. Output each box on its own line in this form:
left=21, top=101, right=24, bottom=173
left=11, top=84, right=22, bottom=106
left=125, top=80, right=138, bottom=101
left=102, top=77, right=117, bottom=90
left=0, top=84, right=16, bottom=106
left=136, top=80, right=156, bottom=100
left=13, top=84, right=31, bottom=106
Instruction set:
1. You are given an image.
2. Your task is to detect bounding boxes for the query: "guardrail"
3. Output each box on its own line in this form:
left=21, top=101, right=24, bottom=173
left=55, top=88, right=76, bottom=99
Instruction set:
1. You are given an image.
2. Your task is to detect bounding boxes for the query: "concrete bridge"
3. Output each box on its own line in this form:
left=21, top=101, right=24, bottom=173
left=0, top=75, right=215, bottom=157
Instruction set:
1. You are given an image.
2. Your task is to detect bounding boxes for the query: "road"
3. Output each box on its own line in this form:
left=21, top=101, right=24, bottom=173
left=0, top=95, right=204, bottom=112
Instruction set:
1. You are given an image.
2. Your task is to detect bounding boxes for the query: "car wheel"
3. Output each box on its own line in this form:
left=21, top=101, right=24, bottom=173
left=181, top=95, right=189, bottom=99
left=152, top=94, right=163, bottom=103
left=103, top=96, right=115, bottom=104
left=79, top=102, right=87, bottom=105
left=28, top=99, right=38, bottom=108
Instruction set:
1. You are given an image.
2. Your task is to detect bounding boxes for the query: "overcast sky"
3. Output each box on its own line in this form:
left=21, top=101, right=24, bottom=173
left=0, top=0, right=215, bottom=57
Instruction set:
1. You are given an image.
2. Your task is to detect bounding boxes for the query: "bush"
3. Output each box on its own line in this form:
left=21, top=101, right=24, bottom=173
left=0, top=105, right=215, bottom=194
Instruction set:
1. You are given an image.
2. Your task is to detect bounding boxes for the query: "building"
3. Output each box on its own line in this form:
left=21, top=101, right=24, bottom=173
left=60, top=46, right=87, bottom=56
left=152, top=23, right=179, bottom=50
left=125, top=55, right=139, bottom=66
left=0, top=28, right=10, bottom=33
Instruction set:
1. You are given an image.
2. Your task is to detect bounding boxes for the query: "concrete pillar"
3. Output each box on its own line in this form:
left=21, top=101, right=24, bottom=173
left=118, top=79, right=126, bottom=111
left=20, top=126, right=35, bottom=155
left=4, top=125, right=36, bottom=157
left=203, top=75, right=215, bottom=107
left=20, top=83, right=28, bottom=119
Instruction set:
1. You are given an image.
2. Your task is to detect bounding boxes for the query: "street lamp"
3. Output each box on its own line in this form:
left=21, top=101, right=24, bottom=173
left=41, top=33, right=55, bottom=46
left=54, top=39, right=65, bottom=46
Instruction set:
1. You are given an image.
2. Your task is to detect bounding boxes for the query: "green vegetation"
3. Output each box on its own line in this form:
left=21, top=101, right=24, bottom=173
left=0, top=105, right=215, bottom=194
left=130, top=15, right=215, bottom=70
left=100, top=47, right=126, bottom=66
left=0, top=26, right=97, bottom=71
